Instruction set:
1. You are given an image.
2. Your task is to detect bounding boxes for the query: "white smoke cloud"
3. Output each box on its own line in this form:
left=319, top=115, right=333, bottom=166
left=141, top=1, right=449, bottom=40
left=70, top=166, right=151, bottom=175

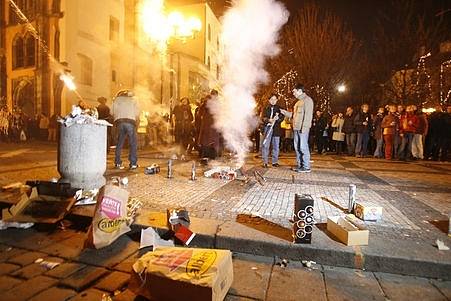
left=211, top=0, right=289, bottom=165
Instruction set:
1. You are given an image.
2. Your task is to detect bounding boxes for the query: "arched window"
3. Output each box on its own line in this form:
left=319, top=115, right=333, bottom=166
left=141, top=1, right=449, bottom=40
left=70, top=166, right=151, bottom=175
left=25, top=35, right=36, bottom=67
left=13, top=36, right=25, bottom=69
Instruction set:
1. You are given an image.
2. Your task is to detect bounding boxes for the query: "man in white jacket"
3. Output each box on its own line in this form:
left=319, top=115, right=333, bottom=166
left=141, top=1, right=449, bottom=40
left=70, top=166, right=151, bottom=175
left=281, top=84, right=314, bottom=172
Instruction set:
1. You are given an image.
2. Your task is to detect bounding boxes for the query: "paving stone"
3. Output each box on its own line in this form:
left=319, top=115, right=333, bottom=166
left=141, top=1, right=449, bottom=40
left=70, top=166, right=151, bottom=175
left=7, top=251, right=47, bottom=266
left=112, top=289, right=138, bottom=301
left=0, top=262, right=21, bottom=276
left=11, top=257, right=64, bottom=279
left=324, top=267, right=385, bottom=301
left=1, top=275, right=58, bottom=301
left=0, top=246, right=27, bottom=263
left=113, top=252, right=139, bottom=273
left=45, top=262, right=87, bottom=279
left=431, top=280, right=451, bottom=300
left=94, top=271, right=130, bottom=292
left=0, top=228, right=77, bottom=251
left=70, top=288, right=108, bottom=301
left=229, top=258, right=272, bottom=300
left=375, top=272, right=447, bottom=301
left=28, top=286, right=77, bottom=301
left=76, top=235, right=139, bottom=268
left=60, top=266, right=109, bottom=291
left=0, top=275, right=23, bottom=292
left=39, top=233, right=86, bottom=259
left=266, top=265, right=327, bottom=301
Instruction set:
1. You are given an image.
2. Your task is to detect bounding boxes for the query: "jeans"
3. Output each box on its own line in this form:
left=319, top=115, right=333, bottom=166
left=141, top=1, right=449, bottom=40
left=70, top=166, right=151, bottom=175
left=374, top=138, right=384, bottom=158
left=345, top=133, right=356, bottom=155
left=293, top=129, right=311, bottom=169
left=355, top=132, right=369, bottom=156
left=411, top=134, right=423, bottom=159
left=261, top=132, right=280, bottom=164
left=115, top=122, right=138, bottom=166
left=398, top=132, right=414, bottom=160
left=393, top=134, right=401, bottom=158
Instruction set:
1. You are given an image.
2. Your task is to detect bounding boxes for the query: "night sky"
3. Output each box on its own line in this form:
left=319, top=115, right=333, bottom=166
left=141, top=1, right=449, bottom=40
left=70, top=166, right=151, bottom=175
left=169, top=0, right=451, bottom=44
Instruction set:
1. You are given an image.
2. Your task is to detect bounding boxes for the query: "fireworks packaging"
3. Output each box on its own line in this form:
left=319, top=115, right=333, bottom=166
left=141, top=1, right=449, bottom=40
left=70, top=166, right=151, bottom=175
left=354, top=203, right=383, bottom=221
left=130, top=247, right=233, bottom=301
left=85, top=185, right=132, bottom=249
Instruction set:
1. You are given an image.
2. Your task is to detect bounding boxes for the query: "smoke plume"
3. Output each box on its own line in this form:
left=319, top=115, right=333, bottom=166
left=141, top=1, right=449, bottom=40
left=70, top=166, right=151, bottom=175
left=211, top=0, right=289, bottom=165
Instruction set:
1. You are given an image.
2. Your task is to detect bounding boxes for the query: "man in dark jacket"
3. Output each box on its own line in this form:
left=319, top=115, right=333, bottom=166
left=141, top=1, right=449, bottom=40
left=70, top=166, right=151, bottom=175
left=354, top=104, right=372, bottom=157
left=373, top=107, right=385, bottom=158
left=261, top=94, right=282, bottom=167
left=313, top=110, right=328, bottom=154
left=342, top=106, right=356, bottom=156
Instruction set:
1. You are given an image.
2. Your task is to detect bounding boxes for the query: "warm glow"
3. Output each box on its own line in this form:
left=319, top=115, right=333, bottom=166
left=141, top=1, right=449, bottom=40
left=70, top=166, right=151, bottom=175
left=139, top=0, right=202, bottom=51
left=60, top=74, right=76, bottom=91
left=337, top=84, right=346, bottom=93
left=422, top=107, right=436, bottom=113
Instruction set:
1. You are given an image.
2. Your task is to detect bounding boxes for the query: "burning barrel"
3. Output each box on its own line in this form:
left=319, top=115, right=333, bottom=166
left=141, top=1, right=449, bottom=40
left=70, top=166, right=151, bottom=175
left=58, top=123, right=107, bottom=190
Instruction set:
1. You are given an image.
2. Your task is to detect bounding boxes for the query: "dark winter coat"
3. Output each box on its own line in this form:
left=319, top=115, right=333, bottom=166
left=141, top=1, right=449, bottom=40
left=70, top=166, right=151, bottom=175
left=353, top=111, right=372, bottom=133
left=197, top=99, right=220, bottom=150
left=342, top=113, right=356, bottom=134
left=372, top=113, right=384, bottom=140
left=313, top=115, right=328, bottom=136
left=262, top=104, right=282, bottom=137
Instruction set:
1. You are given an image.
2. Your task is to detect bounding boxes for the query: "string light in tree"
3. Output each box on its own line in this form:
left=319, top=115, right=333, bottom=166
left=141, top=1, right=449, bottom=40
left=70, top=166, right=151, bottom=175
left=440, top=59, right=451, bottom=107
left=273, top=70, right=298, bottom=109
left=415, top=52, right=433, bottom=107
left=313, top=84, right=331, bottom=114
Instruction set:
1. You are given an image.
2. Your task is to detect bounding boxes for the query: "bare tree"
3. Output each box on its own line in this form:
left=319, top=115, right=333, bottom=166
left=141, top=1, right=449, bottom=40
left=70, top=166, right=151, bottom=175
left=264, top=3, right=360, bottom=111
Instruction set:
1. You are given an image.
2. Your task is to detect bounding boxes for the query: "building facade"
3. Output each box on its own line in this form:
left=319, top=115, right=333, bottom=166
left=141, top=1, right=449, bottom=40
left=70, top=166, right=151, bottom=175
left=0, top=0, right=221, bottom=117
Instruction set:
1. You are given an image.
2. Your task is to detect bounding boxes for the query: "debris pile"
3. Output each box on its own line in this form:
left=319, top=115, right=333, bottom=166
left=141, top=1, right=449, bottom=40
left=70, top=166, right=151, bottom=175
left=57, top=105, right=111, bottom=127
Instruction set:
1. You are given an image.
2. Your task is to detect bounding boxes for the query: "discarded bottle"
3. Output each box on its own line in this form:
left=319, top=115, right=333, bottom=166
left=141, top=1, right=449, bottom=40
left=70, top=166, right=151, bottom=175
left=348, top=184, right=356, bottom=213
left=190, top=161, right=196, bottom=181
left=167, top=159, right=173, bottom=178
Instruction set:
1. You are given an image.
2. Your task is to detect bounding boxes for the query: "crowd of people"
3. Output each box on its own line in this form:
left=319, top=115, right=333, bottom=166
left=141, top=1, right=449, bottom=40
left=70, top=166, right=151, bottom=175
left=0, top=106, right=58, bottom=143
left=257, top=100, right=450, bottom=164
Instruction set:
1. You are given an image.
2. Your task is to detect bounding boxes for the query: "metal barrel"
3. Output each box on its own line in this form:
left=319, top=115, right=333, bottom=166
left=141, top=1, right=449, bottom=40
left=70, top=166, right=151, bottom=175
left=348, top=184, right=356, bottom=213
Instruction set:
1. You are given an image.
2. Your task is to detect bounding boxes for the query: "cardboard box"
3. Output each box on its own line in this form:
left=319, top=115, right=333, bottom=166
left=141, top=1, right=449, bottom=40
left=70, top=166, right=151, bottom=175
left=354, top=203, right=383, bottom=221
left=1, top=187, right=76, bottom=223
left=327, top=216, right=369, bottom=246
left=130, top=247, right=233, bottom=301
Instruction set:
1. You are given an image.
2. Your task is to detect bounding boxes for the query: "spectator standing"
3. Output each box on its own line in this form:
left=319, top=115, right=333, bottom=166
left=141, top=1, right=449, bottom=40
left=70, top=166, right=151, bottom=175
left=198, top=95, right=220, bottom=159
left=393, top=105, right=405, bottom=159
left=398, top=105, right=418, bottom=161
left=97, top=96, right=112, bottom=150
left=331, top=112, right=345, bottom=155
left=47, top=114, right=58, bottom=142
left=411, top=105, right=428, bottom=160
left=354, top=104, right=372, bottom=157
left=172, top=97, right=194, bottom=152
left=381, top=105, right=398, bottom=160
left=342, top=106, right=356, bottom=156
left=38, top=113, right=49, bottom=141
left=373, top=107, right=385, bottom=158
left=313, top=110, right=328, bottom=154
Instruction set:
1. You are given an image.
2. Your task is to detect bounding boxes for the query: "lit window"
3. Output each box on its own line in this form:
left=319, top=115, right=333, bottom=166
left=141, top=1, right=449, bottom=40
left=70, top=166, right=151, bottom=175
left=77, top=54, right=93, bottom=86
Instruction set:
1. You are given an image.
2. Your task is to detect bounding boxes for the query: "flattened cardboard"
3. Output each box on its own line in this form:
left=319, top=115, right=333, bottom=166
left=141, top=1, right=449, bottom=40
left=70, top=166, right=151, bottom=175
left=354, top=203, right=383, bottom=221
left=1, top=187, right=76, bottom=223
left=327, top=216, right=369, bottom=246
left=130, top=247, right=233, bottom=301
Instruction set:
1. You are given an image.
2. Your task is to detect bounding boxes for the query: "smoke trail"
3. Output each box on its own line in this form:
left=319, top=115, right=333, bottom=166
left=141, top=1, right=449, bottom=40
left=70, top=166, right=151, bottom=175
left=211, top=0, right=289, bottom=165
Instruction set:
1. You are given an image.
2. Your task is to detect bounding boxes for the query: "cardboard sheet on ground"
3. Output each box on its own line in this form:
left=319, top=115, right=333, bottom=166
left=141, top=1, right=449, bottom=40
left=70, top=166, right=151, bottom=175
left=139, top=227, right=175, bottom=250
left=1, top=187, right=76, bottom=223
left=130, top=246, right=233, bottom=301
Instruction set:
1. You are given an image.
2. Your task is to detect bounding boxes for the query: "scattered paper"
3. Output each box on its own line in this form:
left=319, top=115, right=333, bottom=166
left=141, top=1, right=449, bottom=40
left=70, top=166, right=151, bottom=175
left=436, top=239, right=449, bottom=251
left=139, top=227, right=175, bottom=250
left=0, top=220, right=34, bottom=230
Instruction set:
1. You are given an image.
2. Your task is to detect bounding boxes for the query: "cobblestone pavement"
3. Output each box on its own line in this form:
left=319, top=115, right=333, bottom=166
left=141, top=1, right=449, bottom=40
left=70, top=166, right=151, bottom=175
left=0, top=227, right=449, bottom=301
left=1, top=142, right=451, bottom=244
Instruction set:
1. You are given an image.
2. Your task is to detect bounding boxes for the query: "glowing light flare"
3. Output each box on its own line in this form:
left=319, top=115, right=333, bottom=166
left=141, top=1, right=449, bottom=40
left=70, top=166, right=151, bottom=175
left=59, top=74, right=76, bottom=91
left=422, top=108, right=436, bottom=113
left=337, top=84, right=346, bottom=93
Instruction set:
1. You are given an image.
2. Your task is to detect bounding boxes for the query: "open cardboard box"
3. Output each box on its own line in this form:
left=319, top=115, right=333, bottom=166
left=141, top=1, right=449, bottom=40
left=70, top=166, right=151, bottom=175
left=327, top=216, right=369, bottom=246
left=1, top=186, right=76, bottom=224
left=354, top=203, right=383, bottom=221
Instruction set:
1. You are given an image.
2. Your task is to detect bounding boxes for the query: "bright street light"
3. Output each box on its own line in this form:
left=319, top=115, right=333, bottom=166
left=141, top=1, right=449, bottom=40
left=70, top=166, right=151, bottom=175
left=337, top=84, right=346, bottom=93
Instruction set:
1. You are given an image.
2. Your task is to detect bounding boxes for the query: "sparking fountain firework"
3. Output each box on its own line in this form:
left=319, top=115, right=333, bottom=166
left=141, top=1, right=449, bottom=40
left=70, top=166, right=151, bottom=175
left=210, top=0, right=289, bottom=167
